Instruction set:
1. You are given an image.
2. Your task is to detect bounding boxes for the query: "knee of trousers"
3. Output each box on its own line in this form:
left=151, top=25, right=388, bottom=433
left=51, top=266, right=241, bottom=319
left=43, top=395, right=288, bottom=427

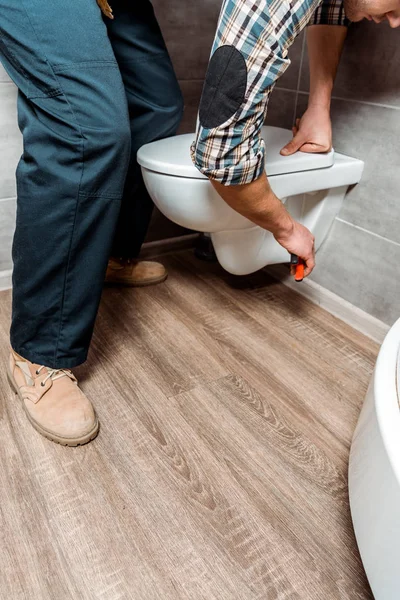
left=84, top=111, right=132, bottom=194
left=16, top=63, right=132, bottom=200
left=78, top=103, right=131, bottom=196
left=142, top=87, right=184, bottom=143
left=51, top=64, right=132, bottom=197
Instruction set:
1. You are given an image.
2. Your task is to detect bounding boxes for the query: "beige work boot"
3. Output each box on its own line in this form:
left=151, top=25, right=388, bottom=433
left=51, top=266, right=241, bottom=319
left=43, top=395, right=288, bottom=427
left=7, top=349, right=99, bottom=446
left=105, top=257, right=168, bottom=287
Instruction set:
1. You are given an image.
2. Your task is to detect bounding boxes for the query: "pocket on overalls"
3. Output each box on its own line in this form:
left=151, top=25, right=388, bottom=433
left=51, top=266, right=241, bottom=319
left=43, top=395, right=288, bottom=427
left=0, top=28, right=62, bottom=99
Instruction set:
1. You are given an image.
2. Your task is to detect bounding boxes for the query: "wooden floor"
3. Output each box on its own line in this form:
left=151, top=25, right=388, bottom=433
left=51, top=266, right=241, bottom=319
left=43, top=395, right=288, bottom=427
left=0, top=250, right=378, bottom=600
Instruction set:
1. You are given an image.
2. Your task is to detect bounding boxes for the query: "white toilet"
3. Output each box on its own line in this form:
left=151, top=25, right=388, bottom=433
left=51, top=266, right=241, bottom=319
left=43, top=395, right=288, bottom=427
left=138, top=126, right=364, bottom=275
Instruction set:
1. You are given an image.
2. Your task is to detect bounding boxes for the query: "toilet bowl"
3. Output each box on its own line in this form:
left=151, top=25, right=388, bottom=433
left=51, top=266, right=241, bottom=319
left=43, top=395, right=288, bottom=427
left=349, top=318, right=400, bottom=600
left=138, top=126, right=364, bottom=275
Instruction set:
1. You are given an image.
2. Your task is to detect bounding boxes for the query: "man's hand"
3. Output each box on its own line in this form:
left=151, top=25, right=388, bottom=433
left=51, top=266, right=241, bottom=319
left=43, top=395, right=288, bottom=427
left=280, top=24, right=347, bottom=157
left=274, top=220, right=316, bottom=277
left=211, top=173, right=316, bottom=278
left=280, top=105, right=332, bottom=156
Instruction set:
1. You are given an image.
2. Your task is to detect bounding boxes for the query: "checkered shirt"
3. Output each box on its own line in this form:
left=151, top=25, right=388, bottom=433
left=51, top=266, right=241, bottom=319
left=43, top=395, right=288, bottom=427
left=191, top=0, right=349, bottom=185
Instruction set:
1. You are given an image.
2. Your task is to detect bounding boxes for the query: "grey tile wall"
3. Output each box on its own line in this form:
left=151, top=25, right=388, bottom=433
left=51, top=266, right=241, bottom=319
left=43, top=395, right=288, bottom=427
left=152, top=0, right=221, bottom=81
left=0, top=62, right=12, bottom=82
left=0, top=198, right=16, bottom=272
left=266, top=89, right=297, bottom=130
left=331, top=100, right=400, bottom=243
left=176, top=80, right=204, bottom=134
left=295, top=93, right=400, bottom=244
left=295, top=20, right=400, bottom=325
left=278, top=33, right=305, bottom=91
left=0, top=79, right=20, bottom=276
left=0, top=84, right=22, bottom=200
left=311, top=219, right=400, bottom=325
left=300, top=21, right=400, bottom=107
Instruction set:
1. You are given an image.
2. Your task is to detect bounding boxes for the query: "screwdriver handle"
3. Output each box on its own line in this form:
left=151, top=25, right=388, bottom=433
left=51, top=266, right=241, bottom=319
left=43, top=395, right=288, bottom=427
left=290, top=254, right=304, bottom=282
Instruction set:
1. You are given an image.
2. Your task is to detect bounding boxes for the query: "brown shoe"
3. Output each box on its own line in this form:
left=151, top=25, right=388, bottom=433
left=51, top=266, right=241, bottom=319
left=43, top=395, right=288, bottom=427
left=7, top=349, right=99, bottom=446
left=105, top=258, right=168, bottom=287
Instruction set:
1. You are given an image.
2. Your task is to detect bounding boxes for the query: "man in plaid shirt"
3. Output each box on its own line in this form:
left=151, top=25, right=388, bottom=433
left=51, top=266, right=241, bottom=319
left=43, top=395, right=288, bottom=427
left=192, top=0, right=400, bottom=279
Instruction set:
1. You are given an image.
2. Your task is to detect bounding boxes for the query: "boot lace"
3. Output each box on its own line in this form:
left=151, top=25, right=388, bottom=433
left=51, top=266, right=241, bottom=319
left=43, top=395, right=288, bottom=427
left=35, top=365, right=73, bottom=387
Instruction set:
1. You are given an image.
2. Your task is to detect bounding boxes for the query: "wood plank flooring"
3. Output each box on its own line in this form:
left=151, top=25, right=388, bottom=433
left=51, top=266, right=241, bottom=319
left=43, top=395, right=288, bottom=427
left=0, top=250, right=378, bottom=599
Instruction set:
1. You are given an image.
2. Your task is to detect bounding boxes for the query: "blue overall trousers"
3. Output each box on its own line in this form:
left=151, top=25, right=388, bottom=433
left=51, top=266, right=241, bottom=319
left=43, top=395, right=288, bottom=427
left=0, top=0, right=183, bottom=368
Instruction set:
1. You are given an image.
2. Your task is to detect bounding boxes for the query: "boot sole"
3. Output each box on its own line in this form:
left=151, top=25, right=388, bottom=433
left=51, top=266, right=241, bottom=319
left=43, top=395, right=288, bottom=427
left=7, top=368, right=99, bottom=447
left=104, top=272, right=168, bottom=287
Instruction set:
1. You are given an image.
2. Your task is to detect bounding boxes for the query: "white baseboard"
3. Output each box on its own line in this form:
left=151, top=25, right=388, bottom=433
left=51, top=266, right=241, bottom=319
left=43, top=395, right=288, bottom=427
left=266, top=264, right=389, bottom=344
left=0, top=270, right=12, bottom=292
left=140, top=233, right=199, bottom=258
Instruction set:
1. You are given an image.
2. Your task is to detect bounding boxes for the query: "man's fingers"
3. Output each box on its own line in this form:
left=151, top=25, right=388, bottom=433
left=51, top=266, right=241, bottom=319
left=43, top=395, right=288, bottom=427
left=291, top=256, right=315, bottom=278
left=303, top=255, right=315, bottom=277
left=280, top=133, right=306, bottom=156
left=303, top=241, right=316, bottom=277
left=299, top=142, right=331, bottom=154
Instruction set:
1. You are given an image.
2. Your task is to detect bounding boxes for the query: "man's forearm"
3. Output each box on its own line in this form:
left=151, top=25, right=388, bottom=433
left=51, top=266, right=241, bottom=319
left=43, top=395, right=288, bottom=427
left=307, top=24, right=347, bottom=108
left=280, top=22, right=348, bottom=156
left=211, top=173, right=316, bottom=276
left=211, top=173, right=294, bottom=237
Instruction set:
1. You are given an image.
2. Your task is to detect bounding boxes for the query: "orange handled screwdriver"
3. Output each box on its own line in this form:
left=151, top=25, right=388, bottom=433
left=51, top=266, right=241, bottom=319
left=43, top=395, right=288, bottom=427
left=290, top=254, right=305, bottom=282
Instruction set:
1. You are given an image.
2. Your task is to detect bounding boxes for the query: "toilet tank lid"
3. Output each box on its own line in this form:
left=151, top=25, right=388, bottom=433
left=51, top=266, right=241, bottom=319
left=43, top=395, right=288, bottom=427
left=137, top=126, right=334, bottom=179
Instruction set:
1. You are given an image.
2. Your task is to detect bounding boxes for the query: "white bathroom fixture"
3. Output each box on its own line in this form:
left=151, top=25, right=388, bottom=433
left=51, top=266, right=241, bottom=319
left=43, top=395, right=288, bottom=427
left=138, top=126, right=364, bottom=275
left=349, top=317, right=400, bottom=600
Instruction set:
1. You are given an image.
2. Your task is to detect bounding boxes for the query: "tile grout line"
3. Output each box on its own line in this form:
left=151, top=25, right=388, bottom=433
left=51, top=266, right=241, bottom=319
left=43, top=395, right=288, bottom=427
left=336, top=217, right=400, bottom=247
left=296, top=89, right=400, bottom=111
left=0, top=197, right=16, bottom=204
left=275, top=86, right=302, bottom=95
left=331, top=94, right=400, bottom=111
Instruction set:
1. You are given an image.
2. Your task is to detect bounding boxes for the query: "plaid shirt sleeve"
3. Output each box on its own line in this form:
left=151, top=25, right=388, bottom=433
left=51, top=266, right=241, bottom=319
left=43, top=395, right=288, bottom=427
left=310, top=0, right=350, bottom=25
left=191, top=0, right=347, bottom=186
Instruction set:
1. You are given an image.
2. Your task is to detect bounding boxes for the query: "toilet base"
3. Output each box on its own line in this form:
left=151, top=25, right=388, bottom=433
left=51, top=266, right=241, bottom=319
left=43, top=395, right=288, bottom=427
left=194, top=233, right=217, bottom=263
left=210, top=186, right=348, bottom=276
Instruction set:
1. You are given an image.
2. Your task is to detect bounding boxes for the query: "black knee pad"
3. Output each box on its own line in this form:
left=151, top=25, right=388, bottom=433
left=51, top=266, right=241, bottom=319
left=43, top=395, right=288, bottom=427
left=199, top=45, right=247, bottom=129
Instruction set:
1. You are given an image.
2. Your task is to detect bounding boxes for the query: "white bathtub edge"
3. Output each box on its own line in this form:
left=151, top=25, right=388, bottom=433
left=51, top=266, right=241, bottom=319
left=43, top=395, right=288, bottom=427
left=349, top=317, right=400, bottom=599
